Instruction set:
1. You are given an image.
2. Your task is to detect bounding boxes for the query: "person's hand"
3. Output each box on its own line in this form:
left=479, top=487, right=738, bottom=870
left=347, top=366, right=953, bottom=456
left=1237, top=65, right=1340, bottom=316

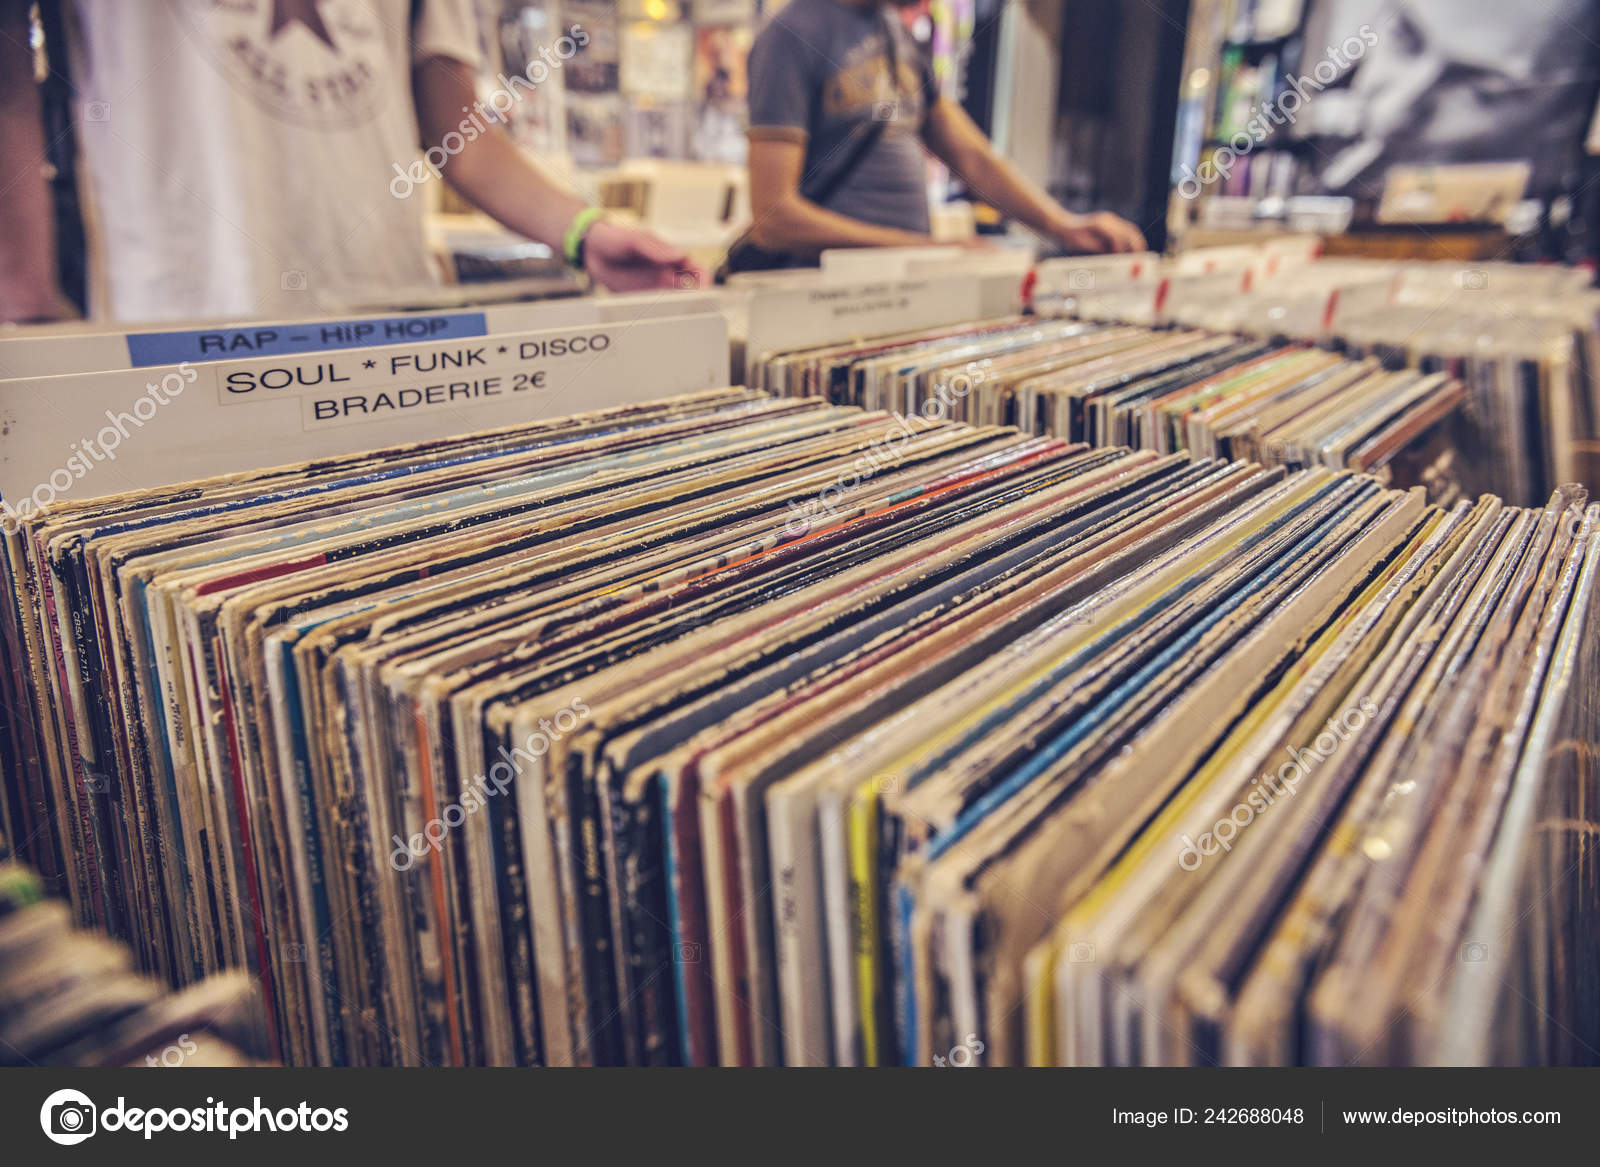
left=1050, top=210, right=1147, bottom=255
left=582, top=219, right=709, bottom=292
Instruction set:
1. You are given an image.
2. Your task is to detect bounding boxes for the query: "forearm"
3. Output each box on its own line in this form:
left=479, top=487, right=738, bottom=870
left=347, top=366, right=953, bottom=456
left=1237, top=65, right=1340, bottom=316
left=922, top=99, right=1145, bottom=254
left=923, top=98, right=1066, bottom=238
left=0, top=0, right=62, bottom=318
left=413, top=57, right=697, bottom=292
left=944, top=141, right=1065, bottom=238
left=441, top=128, right=586, bottom=249
left=749, top=193, right=932, bottom=254
left=413, top=56, right=583, bottom=250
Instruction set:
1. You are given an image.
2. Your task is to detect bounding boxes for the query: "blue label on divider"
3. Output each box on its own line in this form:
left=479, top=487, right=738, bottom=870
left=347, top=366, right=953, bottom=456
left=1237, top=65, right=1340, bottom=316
left=124, top=312, right=490, bottom=367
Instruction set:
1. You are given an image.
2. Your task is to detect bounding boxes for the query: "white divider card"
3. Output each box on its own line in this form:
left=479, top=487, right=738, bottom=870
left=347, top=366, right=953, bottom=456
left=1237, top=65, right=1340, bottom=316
left=1154, top=272, right=1254, bottom=326
left=0, top=309, right=728, bottom=505
left=1031, top=252, right=1164, bottom=298
left=1250, top=234, right=1323, bottom=279
left=899, top=252, right=1034, bottom=282
left=1316, top=278, right=1396, bottom=339
left=818, top=245, right=1033, bottom=283
left=1054, top=271, right=1245, bottom=328
left=1172, top=236, right=1322, bottom=279
left=819, top=245, right=956, bottom=280
left=742, top=271, right=1022, bottom=361
left=0, top=289, right=724, bottom=379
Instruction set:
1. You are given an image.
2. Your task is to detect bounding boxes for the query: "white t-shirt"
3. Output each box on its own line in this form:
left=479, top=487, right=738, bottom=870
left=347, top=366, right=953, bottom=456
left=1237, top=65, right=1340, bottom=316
left=63, top=0, right=481, bottom=322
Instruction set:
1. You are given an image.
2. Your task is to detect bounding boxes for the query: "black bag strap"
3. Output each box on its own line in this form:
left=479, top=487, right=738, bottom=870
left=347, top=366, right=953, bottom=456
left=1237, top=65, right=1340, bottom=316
left=798, top=9, right=903, bottom=208
left=34, top=0, right=86, bottom=313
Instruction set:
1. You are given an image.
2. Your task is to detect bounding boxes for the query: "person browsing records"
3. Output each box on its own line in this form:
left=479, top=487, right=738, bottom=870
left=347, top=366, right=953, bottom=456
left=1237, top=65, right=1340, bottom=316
left=0, top=0, right=704, bottom=324
left=737, top=0, right=1146, bottom=268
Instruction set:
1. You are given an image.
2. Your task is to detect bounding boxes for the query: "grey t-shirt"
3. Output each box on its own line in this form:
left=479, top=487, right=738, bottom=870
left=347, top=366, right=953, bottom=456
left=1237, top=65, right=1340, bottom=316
left=747, top=0, right=939, bottom=236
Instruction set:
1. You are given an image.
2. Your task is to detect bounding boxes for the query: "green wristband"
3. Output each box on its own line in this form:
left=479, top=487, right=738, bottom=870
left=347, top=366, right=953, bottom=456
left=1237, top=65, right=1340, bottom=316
left=563, top=206, right=607, bottom=269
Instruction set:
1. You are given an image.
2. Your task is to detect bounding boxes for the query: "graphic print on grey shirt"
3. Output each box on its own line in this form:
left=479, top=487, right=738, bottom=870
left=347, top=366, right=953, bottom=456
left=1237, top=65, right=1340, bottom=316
left=747, top=0, right=939, bottom=236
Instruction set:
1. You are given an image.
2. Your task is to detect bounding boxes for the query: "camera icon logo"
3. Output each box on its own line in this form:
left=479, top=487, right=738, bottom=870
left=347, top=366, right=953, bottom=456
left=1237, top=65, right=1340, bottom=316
left=1067, top=269, right=1096, bottom=291
left=285, top=941, right=310, bottom=962
left=1461, top=941, right=1488, bottom=963
left=675, top=941, right=702, bottom=963
left=83, top=102, right=110, bottom=123
left=1068, top=941, right=1096, bottom=963
left=281, top=270, right=309, bottom=292
left=40, top=1088, right=97, bottom=1146
left=1460, top=269, right=1488, bottom=291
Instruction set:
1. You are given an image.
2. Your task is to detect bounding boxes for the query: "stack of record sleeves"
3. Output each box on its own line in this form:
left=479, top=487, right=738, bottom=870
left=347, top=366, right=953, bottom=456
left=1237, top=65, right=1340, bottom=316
left=1034, top=253, right=1600, bottom=509
left=0, top=861, right=267, bottom=1066
left=2, top=388, right=1596, bottom=1065
left=750, top=318, right=1471, bottom=504
left=1335, top=303, right=1600, bottom=509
